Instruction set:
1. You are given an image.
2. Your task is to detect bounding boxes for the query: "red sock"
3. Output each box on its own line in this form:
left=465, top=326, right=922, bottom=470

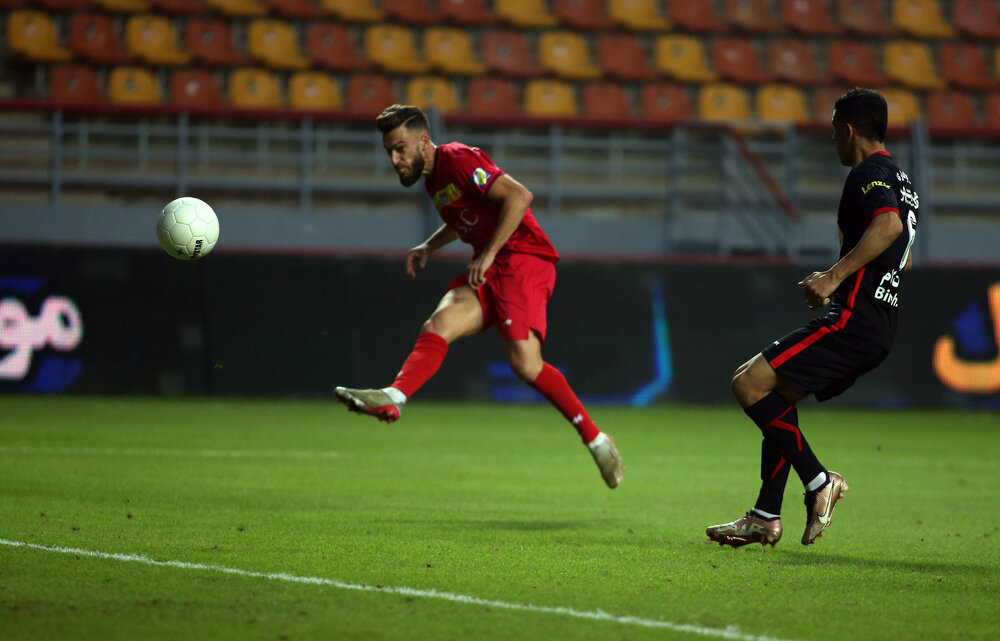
left=529, top=362, right=601, bottom=444
left=391, top=332, right=449, bottom=398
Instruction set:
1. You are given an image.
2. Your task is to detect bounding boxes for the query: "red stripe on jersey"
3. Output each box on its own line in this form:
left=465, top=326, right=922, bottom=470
left=867, top=206, right=899, bottom=226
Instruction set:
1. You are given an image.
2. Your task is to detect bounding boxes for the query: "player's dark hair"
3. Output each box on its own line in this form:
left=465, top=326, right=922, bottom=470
left=375, top=104, right=429, bottom=135
left=833, top=88, right=888, bottom=142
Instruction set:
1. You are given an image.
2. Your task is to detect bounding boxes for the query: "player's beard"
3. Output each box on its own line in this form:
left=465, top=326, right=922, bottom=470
left=398, top=154, right=425, bottom=187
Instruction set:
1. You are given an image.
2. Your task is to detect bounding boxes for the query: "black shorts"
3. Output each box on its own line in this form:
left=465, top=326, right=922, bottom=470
left=761, top=319, right=889, bottom=402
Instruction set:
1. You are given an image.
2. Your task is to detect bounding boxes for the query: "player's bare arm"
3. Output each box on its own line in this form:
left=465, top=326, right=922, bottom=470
left=799, top=210, right=903, bottom=309
left=405, top=224, right=460, bottom=280
left=466, top=174, right=533, bottom=287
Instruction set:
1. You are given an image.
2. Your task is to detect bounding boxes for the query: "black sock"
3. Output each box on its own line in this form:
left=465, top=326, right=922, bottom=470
left=753, top=438, right=790, bottom=516
left=744, top=392, right=825, bottom=490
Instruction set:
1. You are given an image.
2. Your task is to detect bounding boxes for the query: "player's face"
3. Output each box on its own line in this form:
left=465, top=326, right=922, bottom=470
left=383, top=125, right=426, bottom=187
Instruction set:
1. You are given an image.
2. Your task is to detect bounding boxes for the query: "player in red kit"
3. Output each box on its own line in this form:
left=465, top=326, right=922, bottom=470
left=335, top=104, right=625, bottom=489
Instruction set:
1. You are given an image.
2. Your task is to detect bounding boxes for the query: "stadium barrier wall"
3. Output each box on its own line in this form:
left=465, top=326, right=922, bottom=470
left=2, top=245, right=999, bottom=409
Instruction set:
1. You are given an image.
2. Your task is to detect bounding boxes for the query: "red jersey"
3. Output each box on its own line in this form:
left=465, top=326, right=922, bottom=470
left=424, top=142, right=559, bottom=262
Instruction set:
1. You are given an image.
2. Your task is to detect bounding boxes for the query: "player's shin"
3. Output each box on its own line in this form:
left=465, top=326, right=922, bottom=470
left=744, top=392, right=825, bottom=488
left=529, top=362, right=600, bottom=443
left=391, top=332, right=449, bottom=398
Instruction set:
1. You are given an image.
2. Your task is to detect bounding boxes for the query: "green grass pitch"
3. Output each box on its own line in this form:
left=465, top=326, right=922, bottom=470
left=1, top=396, right=998, bottom=641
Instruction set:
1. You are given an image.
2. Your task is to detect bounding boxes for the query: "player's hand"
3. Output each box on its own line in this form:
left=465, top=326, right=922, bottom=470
left=798, top=271, right=837, bottom=310
left=405, top=244, right=430, bottom=280
left=467, top=252, right=495, bottom=288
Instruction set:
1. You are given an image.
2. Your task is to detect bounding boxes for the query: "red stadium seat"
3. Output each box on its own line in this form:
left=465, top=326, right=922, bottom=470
left=185, top=18, right=249, bottom=66
left=306, top=23, right=369, bottom=72
left=954, top=0, right=1000, bottom=40
left=711, top=37, right=773, bottom=84
left=597, top=33, right=659, bottom=81
left=38, top=0, right=89, bottom=10
left=667, top=0, right=727, bottom=32
left=264, top=0, right=325, bottom=18
left=836, top=0, right=899, bottom=36
left=150, top=0, right=208, bottom=14
left=482, top=30, right=543, bottom=77
left=554, top=0, right=615, bottom=29
left=170, top=68, right=224, bottom=108
left=383, top=0, right=444, bottom=24
left=768, top=39, right=832, bottom=86
left=70, top=12, right=134, bottom=64
left=439, top=0, right=498, bottom=24
left=926, top=91, right=980, bottom=130
left=985, top=92, right=1000, bottom=131
left=346, top=73, right=396, bottom=116
left=828, top=40, right=888, bottom=86
left=50, top=64, right=102, bottom=105
left=811, top=86, right=850, bottom=123
left=641, top=83, right=692, bottom=121
left=724, top=0, right=785, bottom=33
left=782, top=0, right=842, bottom=35
left=582, top=81, right=634, bottom=119
left=940, top=43, right=998, bottom=91
left=467, top=77, right=520, bottom=115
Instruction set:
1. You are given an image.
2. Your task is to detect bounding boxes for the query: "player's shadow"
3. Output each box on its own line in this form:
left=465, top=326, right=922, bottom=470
left=771, top=550, right=997, bottom=575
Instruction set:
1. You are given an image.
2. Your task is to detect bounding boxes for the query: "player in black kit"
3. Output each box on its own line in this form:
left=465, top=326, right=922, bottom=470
left=706, top=88, right=919, bottom=548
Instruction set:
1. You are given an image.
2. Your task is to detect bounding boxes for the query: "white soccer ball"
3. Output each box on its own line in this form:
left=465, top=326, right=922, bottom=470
left=156, top=197, right=220, bottom=260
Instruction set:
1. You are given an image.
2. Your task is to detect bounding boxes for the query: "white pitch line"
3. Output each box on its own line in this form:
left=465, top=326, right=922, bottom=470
left=0, top=538, right=804, bottom=641
left=0, top=445, right=339, bottom=459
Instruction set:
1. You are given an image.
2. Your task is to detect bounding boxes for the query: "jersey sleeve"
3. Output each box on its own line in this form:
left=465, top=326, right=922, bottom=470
left=448, top=145, right=505, bottom=197
left=858, top=166, right=900, bottom=222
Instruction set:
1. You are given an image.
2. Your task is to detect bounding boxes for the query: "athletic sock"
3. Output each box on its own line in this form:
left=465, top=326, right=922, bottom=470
left=744, top=391, right=825, bottom=488
left=753, top=438, right=790, bottom=516
left=390, top=332, right=449, bottom=399
left=529, top=362, right=601, bottom=444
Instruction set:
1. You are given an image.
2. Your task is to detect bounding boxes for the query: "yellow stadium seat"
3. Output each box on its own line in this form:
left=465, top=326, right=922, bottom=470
left=248, top=19, right=311, bottom=70
left=405, top=76, right=460, bottom=113
left=289, top=71, right=341, bottom=110
left=538, top=30, right=603, bottom=80
left=892, top=0, right=955, bottom=38
left=525, top=79, right=578, bottom=117
left=204, top=0, right=267, bottom=17
left=6, top=10, right=73, bottom=62
left=108, top=66, right=161, bottom=104
left=697, top=83, right=751, bottom=122
left=321, top=0, right=384, bottom=22
left=756, top=84, right=810, bottom=124
left=365, top=24, right=430, bottom=74
left=424, top=27, right=487, bottom=75
left=654, top=34, right=717, bottom=83
left=880, top=86, right=922, bottom=127
left=495, top=0, right=559, bottom=27
left=125, top=14, right=191, bottom=66
left=608, top=0, right=672, bottom=30
left=884, top=40, right=946, bottom=90
left=229, top=68, right=283, bottom=109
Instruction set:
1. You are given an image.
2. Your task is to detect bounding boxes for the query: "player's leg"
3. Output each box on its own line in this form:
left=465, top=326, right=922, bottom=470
left=335, top=284, right=483, bottom=422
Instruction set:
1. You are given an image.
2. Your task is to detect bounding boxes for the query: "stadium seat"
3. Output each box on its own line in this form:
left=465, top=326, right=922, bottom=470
left=724, top=0, right=785, bottom=33
left=768, top=39, right=831, bottom=86
left=655, top=35, right=718, bottom=83
left=597, top=33, right=659, bottom=81
left=836, top=0, right=899, bottom=36
left=405, top=76, right=460, bottom=113
left=711, top=38, right=773, bottom=84
left=70, top=13, right=134, bottom=64
left=92, top=0, right=151, bottom=11
left=885, top=40, right=946, bottom=90
left=482, top=30, right=543, bottom=77
left=424, top=27, right=487, bottom=75
left=697, top=83, right=752, bottom=122
left=365, top=24, right=430, bottom=74
left=49, top=64, right=102, bottom=104
left=757, top=84, right=810, bottom=124
left=38, top=0, right=89, bottom=10
left=321, top=0, right=384, bottom=21
left=495, top=0, right=559, bottom=27
left=525, top=79, right=578, bottom=117
left=608, top=0, right=672, bottom=30
left=467, top=77, right=520, bottom=115
left=108, top=66, right=161, bottom=104
left=170, top=68, right=223, bottom=108
left=306, top=23, right=368, bottom=72
left=811, top=86, right=849, bottom=123
left=782, top=0, right=842, bottom=35
left=640, top=83, right=692, bottom=121
left=264, top=0, right=324, bottom=17
left=554, top=0, right=615, bottom=29
left=892, top=0, right=955, bottom=38
left=828, top=40, right=888, bottom=86
left=940, top=43, right=998, bottom=91
left=228, top=68, right=283, bottom=109
left=985, top=92, right=1000, bottom=131
left=954, top=0, right=1000, bottom=40
left=289, top=70, right=341, bottom=110
left=185, top=18, right=248, bottom=67
left=582, top=81, right=633, bottom=119
left=248, top=19, right=311, bottom=70
left=150, top=0, right=208, bottom=14
left=346, top=73, right=396, bottom=115
left=667, top=0, right=728, bottom=32
left=6, top=10, right=73, bottom=63
left=125, top=14, right=192, bottom=66
left=880, top=87, right=922, bottom=127
left=204, top=0, right=266, bottom=17
left=439, top=0, right=498, bottom=24
left=383, top=0, right=444, bottom=24
left=538, top=30, right=603, bottom=80
left=926, top=91, right=979, bottom=130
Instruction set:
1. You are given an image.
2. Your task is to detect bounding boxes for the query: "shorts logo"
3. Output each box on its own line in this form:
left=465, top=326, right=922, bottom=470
left=472, top=167, right=491, bottom=189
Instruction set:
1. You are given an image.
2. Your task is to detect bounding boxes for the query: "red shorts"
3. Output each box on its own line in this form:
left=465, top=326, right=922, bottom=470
left=447, top=252, right=556, bottom=343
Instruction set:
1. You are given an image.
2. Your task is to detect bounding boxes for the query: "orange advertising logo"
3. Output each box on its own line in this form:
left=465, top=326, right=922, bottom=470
left=932, top=282, right=1000, bottom=394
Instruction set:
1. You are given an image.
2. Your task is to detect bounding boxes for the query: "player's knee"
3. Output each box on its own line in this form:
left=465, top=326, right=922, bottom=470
left=508, top=354, right=542, bottom=382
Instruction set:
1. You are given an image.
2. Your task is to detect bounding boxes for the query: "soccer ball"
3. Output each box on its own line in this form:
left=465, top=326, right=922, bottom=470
left=156, top=197, right=220, bottom=260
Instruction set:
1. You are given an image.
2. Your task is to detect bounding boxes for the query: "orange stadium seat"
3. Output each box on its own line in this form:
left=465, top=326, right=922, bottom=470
left=554, top=0, right=615, bottom=29
left=582, top=81, right=633, bottom=119
left=151, top=0, right=207, bottom=14
left=185, top=18, right=248, bottom=66
left=424, top=27, right=487, bottom=75
left=985, top=92, right=1000, bottom=131
left=321, top=0, right=384, bottom=21
left=265, top=0, right=325, bottom=18
left=655, top=35, right=717, bottom=83
left=811, top=86, right=850, bottom=123
left=170, top=68, right=223, bottom=108
left=439, top=0, right=498, bottom=24
left=7, top=10, right=73, bottom=63
left=941, top=43, right=997, bottom=91
left=769, top=39, right=832, bottom=86
left=926, top=91, right=980, bottom=130
left=880, top=87, right=922, bottom=127
left=954, top=0, right=1000, bottom=40
left=248, top=19, right=311, bottom=70
left=892, top=0, right=956, bottom=38
left=108, top=66, right=161, bottom=104
left=467, top=77, right=520, bottom=115
left=125, top=14, right=192, bottom=66
left=885, top=40, right=946, bottom=90
left=757, top=84, right=810, bottom=124
left=608, top=0, right=672, bottom=31
left=836, top=0, right=899, bottom=36
left=405, top=76, right=460, bottom=113
left=228, top=68, right=283, bottom=109
left=525, top=79, right=578, bottom=117
left=711, top=38, right=773, bottom=84
left=667, top=0, right=728, bottom=32
left=828, top=40, right=888, bottom=86
left=641, top=83, right=692, bottom=121
left=538, top=30, right=603, bottom=80
left=597, top=33, right=659, bottom=81
left=383, top=0, right=443, bottom=24
left=92, top=0, right=151, bottom=11
left=697, top=83, right=752, bottom=122
left=289, top=70, right=342, bottom=110
left=495, top=0, right=559, bottom=27
left=38, top=0, right=89, bottom=10
left=482, top=30, right=543, bottom=77
left=306, top=23, right=368, bottom=72
left=782, top=0, right=842, bottom=35
left=204, top=0, right=266, bottom=17
left=365, top=24, right=430, bottom=75
left=346, top=73, right=396, bottom=115
left=70, top=12, right=134, bottom=64
left=50, top=64, right=102, bottom=104
left=724, top=0, right=785, bottom=33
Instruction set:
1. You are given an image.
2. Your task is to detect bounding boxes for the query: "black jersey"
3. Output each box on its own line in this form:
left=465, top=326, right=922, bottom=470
left=823, top=151, right=918, bottom=350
